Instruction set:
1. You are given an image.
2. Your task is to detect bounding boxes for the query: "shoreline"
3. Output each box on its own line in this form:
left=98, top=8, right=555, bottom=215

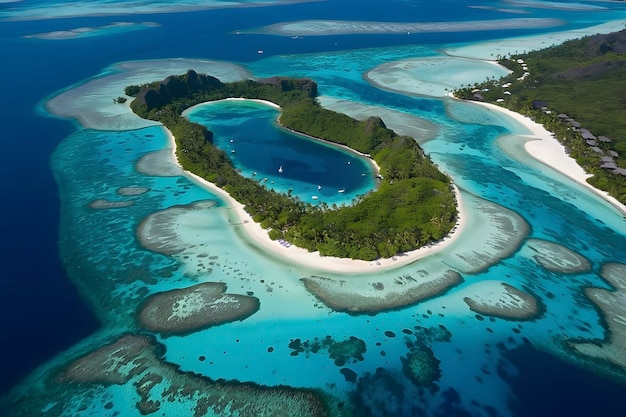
left=185, top=97, right=383, bottom=177
left=166, top=98, right=469, bottom=274
left=467, top=100, right=626, bottom=215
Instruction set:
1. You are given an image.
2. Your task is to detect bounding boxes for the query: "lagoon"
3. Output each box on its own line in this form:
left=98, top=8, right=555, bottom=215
left=184, top=99, right=377, bottom=205
left=2, top=0, right=626, bottom=416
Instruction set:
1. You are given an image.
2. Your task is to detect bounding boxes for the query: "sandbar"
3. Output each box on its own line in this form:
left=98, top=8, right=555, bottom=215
left=166, top=98, right=469, bottom=274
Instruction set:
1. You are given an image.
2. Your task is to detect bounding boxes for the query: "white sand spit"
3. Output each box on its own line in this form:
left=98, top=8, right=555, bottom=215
left=468, top=101, right=626, bottom=215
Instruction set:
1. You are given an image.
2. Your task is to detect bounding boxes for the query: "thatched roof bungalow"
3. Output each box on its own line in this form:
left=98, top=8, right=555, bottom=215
left=580, top=129, right=597, bottom=140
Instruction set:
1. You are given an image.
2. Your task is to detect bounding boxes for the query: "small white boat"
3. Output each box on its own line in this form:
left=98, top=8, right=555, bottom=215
left=231, top=150, right=236, bottom=153
left=317, top=185, right=322, bottom=190
left=312, top=196, right=318, bottom=200
left=278, top=165, right=283, bottom=173
left=230, top=139, right=234, bottom=143
left=257, top=50, right=264, bottom=54
left=338, top=188, right=345, bottom=193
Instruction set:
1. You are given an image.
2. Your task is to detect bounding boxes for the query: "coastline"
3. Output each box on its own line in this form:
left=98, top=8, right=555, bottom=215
left=184, top=97, right=383, bottom=176
left=467, top=100, right=626, bottom=215
left=166, top=99, right=469, bottom=273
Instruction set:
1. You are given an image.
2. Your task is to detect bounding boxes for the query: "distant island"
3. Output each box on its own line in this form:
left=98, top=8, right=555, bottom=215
left=455, top=29, right=626, bottom=204
left=127, top=71, right=457, bottom=261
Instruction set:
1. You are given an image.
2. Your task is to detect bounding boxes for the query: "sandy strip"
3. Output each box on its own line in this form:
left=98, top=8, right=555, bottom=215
left=443, top=19, right=626, bottom=60
left=166, top=101, right=469, bottom=273
left=469, top=101, right=626, bottom=215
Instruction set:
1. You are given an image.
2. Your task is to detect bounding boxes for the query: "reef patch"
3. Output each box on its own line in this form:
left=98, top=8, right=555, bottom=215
left=440, top=194, right=530, bottom=274
left=302, top=267, right=463, bottom=314
left=521, top=238, right=591, bottom=273
left=137, top=200, right=217, bottom=256
left=462, top=281, right=542, bottom=320
left=117, top=186, right=151, bottom=196
left=58, top=334, right=327, bottom=416
left=89, top=198, right=135, bottom=209
left=135, top=148, right=183, bottom=177
left=401, top=343, right=442, bottom=388
left=571, top=263, right=626, bottom=371
left=138, top=282, right=259, bottom=335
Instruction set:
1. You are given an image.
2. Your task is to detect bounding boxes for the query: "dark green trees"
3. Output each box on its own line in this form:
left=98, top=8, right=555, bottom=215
left=129, top=71, right=457, bottom=260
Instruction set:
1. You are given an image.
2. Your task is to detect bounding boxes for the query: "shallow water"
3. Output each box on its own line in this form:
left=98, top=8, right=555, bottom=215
left=2, top=0, right=626, bottom=416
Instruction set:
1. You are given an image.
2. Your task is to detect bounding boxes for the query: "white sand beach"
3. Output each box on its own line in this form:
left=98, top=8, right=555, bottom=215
left=163, top=115, right=469, bottom=274
left=469, top=101, right=626, bottom=215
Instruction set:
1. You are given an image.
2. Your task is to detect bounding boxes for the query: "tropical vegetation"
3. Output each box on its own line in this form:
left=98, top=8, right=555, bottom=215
left=127, top=71, right=457, bottom=260
left=454, top=29, right=626, bottom=203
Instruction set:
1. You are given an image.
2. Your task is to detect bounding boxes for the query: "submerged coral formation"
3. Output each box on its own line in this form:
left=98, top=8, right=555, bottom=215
left=135, top=148, right=184, bottom=177
left=302, top=268, right=463, bottom=314
left=401, top=344, right=442, bottom=388
left=463, top=281, right=542, bottom=320
left=571, top=263, right=626, bottom=371
left=523, top=238, right=591, bottom=273
left=117, top=186, right=151, bottom=196
left=137, top=200, right=218, bottom=256
left=440, top=194, right=530, bottom=274
left=328, top=336, right=367, bottom=367
left=138, top=282, right=259, bottom=335
left=58, top=334, right=328, bottom=416
left=89, top=198, right=135, bottom=209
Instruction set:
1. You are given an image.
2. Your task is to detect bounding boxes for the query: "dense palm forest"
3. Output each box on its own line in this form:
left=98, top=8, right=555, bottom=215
left=455, top=29, right=626, bottom=203
left=127, top=71, right=457, bottom=260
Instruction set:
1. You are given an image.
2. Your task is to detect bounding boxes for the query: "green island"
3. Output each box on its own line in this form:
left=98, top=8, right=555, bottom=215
left=127, top=71, right=457, bottom=261
left=454, top=29, right=626, bottom=204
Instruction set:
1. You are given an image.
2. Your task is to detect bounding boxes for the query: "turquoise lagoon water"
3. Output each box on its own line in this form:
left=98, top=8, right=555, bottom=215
left=2, top=0, right=626, bottom=416
left=184, top=100, right=377, bottom=205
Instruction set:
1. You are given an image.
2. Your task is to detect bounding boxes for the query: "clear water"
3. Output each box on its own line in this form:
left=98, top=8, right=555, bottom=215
left=185, top=100, right=377, bottom=205
left=2, top=0, right=626, bottom=416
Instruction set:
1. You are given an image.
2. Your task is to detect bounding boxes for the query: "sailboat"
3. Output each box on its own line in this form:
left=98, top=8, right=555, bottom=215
left=278, top=165, right=283, bottom=173
left=317, top=185, right=322, bottom=191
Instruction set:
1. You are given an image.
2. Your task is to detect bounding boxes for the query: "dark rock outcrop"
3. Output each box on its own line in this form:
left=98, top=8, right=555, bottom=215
left=135, top=69, right=224, bottom=109
left=585, top=29, right=626, bottom=55
left=556, top=60, right=626, bottom=80
left=258, top=76, right=318, bottom=97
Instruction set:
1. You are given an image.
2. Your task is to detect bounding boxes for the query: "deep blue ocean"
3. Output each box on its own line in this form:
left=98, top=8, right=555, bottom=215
left=2, top=1, right=626, bottom=416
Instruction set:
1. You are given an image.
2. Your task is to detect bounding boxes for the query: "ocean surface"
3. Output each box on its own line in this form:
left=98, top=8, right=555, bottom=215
left=1, top=0, right=626, bottom=416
